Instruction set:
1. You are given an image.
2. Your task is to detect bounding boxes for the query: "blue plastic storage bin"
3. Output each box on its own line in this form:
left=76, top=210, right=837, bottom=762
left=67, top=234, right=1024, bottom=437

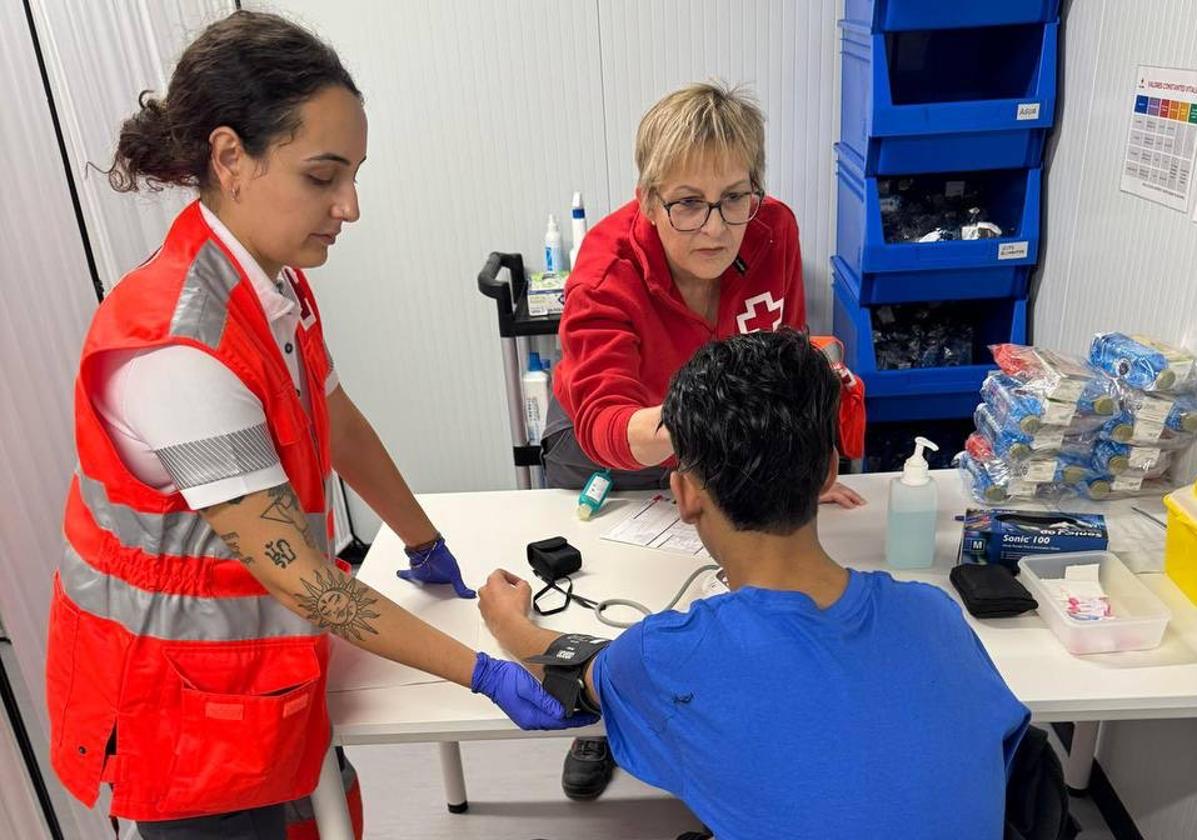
left=835, top=146, right=1040, bottom=292
left=840, top=21, right=1057, bottom=174
left=833, top=254, right=1030, bottom=307
left=844, top=0, right=1059, bottom=32
left=832, top=267, right=1026, bottom=422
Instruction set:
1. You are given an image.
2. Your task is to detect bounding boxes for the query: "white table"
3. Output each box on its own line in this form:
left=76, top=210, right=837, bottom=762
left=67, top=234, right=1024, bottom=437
left=309, top=470, right=1197, bottom=838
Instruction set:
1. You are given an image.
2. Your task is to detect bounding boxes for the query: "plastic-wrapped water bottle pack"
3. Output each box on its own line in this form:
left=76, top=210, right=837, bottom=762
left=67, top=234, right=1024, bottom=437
left=1089, top=333, right=1196, bottom=394
left=957, top=337, right=1197, bottom=504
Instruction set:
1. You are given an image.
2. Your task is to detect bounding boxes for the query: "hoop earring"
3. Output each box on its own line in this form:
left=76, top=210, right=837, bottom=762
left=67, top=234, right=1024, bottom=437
left=231, top=184, right=241, bottom=202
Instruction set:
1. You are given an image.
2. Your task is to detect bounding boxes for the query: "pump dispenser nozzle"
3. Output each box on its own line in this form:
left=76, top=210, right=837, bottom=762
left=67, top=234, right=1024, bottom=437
left=901, top=436, right=940, bottom=486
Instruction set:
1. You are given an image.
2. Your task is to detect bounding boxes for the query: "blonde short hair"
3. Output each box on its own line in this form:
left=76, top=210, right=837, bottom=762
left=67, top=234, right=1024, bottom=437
left=635, top=81, right=766, bottom=196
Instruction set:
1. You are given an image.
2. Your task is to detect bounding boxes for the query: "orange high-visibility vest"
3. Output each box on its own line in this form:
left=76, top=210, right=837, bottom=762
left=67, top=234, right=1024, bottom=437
left=47, top=200, right=357, bottom=829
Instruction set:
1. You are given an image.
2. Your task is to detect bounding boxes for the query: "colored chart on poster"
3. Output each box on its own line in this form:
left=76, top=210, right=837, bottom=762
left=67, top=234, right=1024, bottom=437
left=1121, top=65, right=1197, bottom=212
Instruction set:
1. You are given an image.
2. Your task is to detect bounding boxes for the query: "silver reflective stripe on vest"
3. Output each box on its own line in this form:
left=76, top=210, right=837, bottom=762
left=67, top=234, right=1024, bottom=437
left=77, top=470, right=232, bottom=559
left=78, top=469, right=329, bottom=560
left=169, top=239, right=241, bottom=348
left=61, top=545, right=317, bottom=641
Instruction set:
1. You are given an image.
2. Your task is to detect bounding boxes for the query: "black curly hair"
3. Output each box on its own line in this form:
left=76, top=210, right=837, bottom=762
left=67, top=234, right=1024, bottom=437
left=661, top=329, right=841, bottom=534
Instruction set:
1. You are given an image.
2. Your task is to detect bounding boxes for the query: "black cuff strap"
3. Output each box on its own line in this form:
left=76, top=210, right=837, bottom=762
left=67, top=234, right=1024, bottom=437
left=525, top=633, right=611, bottom=716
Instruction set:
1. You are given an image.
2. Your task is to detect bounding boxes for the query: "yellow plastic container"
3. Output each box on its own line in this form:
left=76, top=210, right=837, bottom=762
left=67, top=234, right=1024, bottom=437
left=1164, top=484, right=1197, bottom=605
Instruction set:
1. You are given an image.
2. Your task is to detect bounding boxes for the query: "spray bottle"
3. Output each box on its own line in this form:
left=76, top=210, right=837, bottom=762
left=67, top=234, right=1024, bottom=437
left=523, top=351, right=550, bottom=444
left=544, top=215, right=564, bottom=274
left=885, top=437, right=939, bottom=569
left=568, top=192, right=587, bottom=269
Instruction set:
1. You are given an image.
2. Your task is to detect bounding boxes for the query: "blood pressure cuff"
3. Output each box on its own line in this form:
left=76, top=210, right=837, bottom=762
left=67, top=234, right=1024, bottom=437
left=524, top=633, right=610, bottom=716
left=527, top=537, right=582, bottom=582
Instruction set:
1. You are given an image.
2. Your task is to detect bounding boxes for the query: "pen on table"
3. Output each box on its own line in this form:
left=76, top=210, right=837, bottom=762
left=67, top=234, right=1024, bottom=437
left=1131, top=506, right=1167, bottom=529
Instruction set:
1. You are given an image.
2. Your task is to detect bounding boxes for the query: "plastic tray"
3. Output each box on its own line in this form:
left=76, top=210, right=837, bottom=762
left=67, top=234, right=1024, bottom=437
left=1018, top=551, right=1171, bottom=655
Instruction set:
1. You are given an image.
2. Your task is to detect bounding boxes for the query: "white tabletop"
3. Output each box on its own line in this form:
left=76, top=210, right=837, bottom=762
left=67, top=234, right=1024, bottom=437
left=326, top=470, right=1197, bottom=746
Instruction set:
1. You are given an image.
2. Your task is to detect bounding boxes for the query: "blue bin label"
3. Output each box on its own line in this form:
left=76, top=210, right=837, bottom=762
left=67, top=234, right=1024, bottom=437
left=998, top=241, right=1030, bottom=260
left=1016, top=102, right=1042, bottom=121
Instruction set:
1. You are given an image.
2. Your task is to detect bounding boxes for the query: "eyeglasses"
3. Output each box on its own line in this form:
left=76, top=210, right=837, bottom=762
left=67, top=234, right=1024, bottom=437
left=660, top=188, right=764, bottom=232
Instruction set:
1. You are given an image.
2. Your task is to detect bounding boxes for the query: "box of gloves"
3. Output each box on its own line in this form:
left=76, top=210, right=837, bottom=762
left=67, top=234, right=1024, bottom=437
left=958, top=508, right=1108, bottom=573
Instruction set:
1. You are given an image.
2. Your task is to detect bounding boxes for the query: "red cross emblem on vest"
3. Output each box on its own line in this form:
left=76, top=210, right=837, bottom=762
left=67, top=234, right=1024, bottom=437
left=736, top=292, right=784, bottom=334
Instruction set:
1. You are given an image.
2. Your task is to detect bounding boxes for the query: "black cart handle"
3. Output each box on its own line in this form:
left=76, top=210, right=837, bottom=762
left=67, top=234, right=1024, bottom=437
left=477, top=252, right=526, bottom=337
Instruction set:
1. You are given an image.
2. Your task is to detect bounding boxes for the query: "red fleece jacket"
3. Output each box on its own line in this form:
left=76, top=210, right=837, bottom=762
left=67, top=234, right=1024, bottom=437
left=553, top=197, right=866, bottom=469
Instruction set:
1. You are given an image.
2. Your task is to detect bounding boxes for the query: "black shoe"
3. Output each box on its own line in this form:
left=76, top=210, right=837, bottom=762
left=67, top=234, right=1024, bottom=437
left=562, top=736, right=615, bottom=800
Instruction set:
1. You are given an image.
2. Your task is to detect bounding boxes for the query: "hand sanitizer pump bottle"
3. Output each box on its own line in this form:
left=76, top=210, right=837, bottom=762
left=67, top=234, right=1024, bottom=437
left=885, top=436, right=940, bottom=570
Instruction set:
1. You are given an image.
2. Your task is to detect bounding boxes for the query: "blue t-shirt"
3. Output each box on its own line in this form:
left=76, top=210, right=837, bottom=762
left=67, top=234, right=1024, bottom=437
left=593, top=570, right=1030, bottom=840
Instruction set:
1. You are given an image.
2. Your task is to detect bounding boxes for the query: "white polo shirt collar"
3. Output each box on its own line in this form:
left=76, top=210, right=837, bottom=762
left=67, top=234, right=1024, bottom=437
left=199, top=202, right=299, bottom=330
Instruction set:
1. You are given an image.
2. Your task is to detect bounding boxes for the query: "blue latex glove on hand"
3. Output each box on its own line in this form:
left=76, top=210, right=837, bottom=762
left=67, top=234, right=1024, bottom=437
left=398, top=536, right=476, bottom=598
left=470, top=652, right=599, bottom=731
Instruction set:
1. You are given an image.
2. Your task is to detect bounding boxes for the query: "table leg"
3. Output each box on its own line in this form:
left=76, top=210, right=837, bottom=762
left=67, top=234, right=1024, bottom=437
left=1064, top=720, right=1100, bottom=794
left=439, top=741, right=469, bottom=813
left=311, top=745, right=355, bottom=839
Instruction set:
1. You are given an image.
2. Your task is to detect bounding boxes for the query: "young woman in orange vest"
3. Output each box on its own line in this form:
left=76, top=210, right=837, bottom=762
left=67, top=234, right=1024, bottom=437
left=46, top=11, right=592, bottom=840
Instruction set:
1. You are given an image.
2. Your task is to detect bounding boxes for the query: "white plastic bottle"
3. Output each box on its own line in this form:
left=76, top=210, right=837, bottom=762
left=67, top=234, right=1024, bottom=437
left=544, top=215, right=564, bottom=274
left=568, top=191, right=587, bottom=269
left=885, top=436, right=940, bottom=569
left=523, top=351, right=550, bottom=444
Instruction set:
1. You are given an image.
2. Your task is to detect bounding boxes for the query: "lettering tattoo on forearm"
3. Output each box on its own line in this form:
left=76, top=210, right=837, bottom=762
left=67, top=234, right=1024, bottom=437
left=220, top=531, right=254, bottom=565
left=265, top=539, right=297, bottom=569
left=259, top=485, right=316, bottom=549
left=294, top=567, right=381, bottom=641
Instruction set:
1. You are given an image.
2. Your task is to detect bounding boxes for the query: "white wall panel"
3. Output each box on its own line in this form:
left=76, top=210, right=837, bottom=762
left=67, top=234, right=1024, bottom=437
left=598, top=0, right=841, bottom=332
left=256, top=0, right=841, bottom=515
left=30, top=0, right=234, bottom=292
left=0, top=644, right=51, bottom=840
left=1036, top=2, right=1197, bottom=837
left=254, top=0, right=611, bottom=502
left=1036, top=0, right=1197, bottom=355
left=0, top=2, right=108, bottom=836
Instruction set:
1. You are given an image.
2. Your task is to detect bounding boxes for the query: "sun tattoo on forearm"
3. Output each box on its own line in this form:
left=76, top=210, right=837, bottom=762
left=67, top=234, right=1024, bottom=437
left=294, top=567, right=381, bottom=641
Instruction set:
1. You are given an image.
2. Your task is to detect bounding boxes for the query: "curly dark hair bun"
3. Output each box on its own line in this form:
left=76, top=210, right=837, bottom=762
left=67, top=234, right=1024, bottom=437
left=107, top=10, right=359, bottom=192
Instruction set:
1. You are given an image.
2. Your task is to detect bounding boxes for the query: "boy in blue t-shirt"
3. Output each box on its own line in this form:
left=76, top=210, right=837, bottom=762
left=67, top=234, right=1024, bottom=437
left=479, top=330, right=1029, bottom=840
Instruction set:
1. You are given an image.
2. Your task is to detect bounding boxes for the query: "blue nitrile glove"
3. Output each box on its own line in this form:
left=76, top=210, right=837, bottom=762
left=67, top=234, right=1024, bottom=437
left=398, top=536, right=476, bottom=598
left=470, top=652, right=599, bottom=731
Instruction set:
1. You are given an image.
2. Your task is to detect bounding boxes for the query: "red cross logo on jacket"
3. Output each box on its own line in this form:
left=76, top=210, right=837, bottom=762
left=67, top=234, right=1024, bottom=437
left=736, top=292, right=785, bottom=334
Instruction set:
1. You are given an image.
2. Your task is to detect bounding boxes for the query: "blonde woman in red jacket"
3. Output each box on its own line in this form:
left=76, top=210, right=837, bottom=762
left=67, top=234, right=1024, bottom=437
left=543, top=81, right=868, bottom=800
